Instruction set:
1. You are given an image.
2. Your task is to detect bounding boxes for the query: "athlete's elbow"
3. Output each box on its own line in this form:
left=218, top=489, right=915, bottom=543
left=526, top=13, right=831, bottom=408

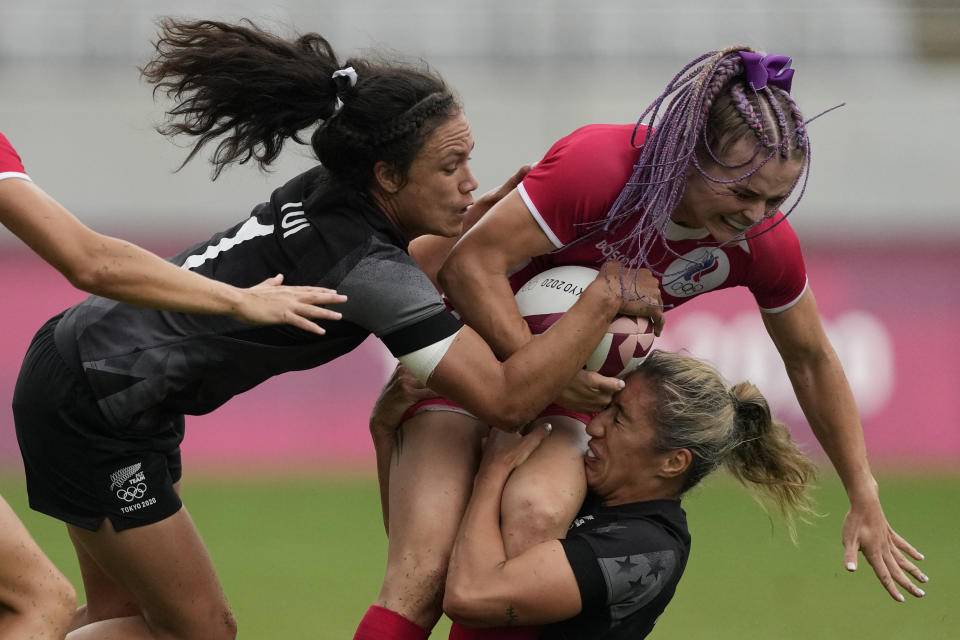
left=62, top=260, right=108, bottom=295
left=443, top=580, right=493, bottom=628
left=438, top=246, right=486, bottom=293
left=436, top=257, right=462, bottom=295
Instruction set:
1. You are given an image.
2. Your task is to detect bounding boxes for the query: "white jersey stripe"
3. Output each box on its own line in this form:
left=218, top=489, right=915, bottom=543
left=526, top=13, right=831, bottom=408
left=517, top=182, right=564, bottom=248
left=759, top=279, right=808, bottom=314
left=180, top=217, right=274, bottom=270
left=0, top=171, right=31, bottom=182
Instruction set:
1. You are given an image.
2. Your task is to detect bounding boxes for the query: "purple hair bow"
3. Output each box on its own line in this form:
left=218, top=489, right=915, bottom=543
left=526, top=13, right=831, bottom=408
left=739, top=50, right=794, bottom=93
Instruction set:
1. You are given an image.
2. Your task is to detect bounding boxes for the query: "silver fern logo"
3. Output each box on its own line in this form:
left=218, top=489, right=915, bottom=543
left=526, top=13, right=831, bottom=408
left=109, top=462, right=142, bottom=491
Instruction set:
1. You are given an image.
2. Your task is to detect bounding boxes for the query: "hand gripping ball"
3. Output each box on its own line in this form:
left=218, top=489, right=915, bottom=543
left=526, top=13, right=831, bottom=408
left=514, top=265, right=655, bottom=378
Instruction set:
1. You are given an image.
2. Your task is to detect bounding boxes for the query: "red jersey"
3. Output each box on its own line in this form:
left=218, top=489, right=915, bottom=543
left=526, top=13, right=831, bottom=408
left=512, top=124, right=807, bottom=313
left=0, top=132, right=30, bottom=183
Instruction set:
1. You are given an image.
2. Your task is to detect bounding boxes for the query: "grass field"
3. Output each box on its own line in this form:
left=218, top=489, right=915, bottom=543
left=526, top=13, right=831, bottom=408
left=2, top=469, right=957, bottom=639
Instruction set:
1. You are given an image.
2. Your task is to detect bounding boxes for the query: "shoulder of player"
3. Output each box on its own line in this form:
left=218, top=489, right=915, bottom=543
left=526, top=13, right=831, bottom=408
left=0, top=130, right=29, bottom=176
left=527, top=123, right=640, bottom=210
left=591, top=500, right=689, bottom=543
left=269, top=168, right=395, bottom=244
left=554, top=123, right=640, bottom=158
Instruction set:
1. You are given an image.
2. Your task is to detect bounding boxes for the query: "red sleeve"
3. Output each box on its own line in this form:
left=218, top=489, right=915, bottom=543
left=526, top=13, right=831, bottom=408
left=517, top=124, right=642, bottom=247
left=0, top=132, right=30, bottom=180
left=746, top=215, right=808, bottom=312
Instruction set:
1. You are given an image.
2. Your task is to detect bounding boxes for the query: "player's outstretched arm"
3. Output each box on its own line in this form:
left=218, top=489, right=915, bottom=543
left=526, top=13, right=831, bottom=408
left=761, top=287, right=928, bottom=601
left=0, top=177, right=346, bottom=334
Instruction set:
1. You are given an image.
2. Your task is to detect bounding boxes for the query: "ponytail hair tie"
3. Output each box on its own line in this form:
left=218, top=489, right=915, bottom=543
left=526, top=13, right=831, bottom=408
left=331, top=66, right=358, bottom=115
left=730, top=389, right=741, bottom=410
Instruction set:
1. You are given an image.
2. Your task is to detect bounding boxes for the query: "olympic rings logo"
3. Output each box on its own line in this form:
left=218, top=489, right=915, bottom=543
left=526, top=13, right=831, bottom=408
left=669, top=281, right=704, bottom=295
left=116, top=483, right=148, bottom=502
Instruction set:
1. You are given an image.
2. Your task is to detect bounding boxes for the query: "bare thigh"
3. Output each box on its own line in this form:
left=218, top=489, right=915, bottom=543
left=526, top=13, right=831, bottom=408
left=66, top=498, right=235, bottom=640
left=377, top=410, right=486, bottom=629
left=67, top=482, right=189, bottom=627
left=499, top=415, right=589, bottom=557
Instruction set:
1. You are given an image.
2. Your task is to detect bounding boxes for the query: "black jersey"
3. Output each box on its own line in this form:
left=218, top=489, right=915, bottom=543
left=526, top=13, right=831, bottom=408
left=52, top=166, right=461, bottom=431
left=544, top=497, right=690, bottom=640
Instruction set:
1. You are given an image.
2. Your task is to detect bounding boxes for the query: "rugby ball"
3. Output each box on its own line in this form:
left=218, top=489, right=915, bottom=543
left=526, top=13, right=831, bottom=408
left=515, top=265, right=655, bottom=378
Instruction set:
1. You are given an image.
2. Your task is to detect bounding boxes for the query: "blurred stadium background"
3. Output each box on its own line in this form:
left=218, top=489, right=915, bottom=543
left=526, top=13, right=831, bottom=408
left=1, top=1, right=957, bottom=637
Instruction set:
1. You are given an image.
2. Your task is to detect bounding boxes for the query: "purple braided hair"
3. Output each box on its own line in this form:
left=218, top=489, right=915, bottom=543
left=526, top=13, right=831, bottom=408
left=601, top=47, right=826, bottom=278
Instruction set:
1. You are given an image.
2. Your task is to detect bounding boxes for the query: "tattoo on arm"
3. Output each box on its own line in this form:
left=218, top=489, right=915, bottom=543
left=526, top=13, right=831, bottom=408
left=505, top=605, right=519, bottom=627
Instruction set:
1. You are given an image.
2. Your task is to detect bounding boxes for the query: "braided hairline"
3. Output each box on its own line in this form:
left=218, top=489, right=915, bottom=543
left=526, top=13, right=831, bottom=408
left=372, top=92, right=455, bottom=146
left=729, top=83, right=768, bottom=148
left=698, top=83, right=812, bottom=243
left=328, top=91, right=454, bottom=150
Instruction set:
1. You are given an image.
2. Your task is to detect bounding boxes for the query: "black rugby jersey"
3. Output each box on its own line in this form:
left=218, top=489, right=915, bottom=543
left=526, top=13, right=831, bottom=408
left=53, top=166, right=461, bottom=430
left=545, top=498, right=690, bottom=640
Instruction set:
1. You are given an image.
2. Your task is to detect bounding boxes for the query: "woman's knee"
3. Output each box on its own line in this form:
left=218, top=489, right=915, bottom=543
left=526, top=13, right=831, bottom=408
left=145, top=599, right=237, bottom=640
left=498, top=435, right=588, bottom=555
left=500, top=489, right=579, bottom=556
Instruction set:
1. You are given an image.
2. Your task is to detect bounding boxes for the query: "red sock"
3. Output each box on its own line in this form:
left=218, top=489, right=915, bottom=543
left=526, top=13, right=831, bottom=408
left=448, top=621, right=542, bottom=640
left=353, top=605, right=430, bottom=640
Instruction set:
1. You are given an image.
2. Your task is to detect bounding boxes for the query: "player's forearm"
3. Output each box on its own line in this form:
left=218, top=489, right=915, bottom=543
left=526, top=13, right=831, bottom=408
left=439, top=253, right=531, bottom=359
left=76, top=235, right=255, bottom=315
left=446, top=465, right=513, bottom=620
left=787, top=351, right=877, bottom=501
left=3, top=181, right=249, bottom=315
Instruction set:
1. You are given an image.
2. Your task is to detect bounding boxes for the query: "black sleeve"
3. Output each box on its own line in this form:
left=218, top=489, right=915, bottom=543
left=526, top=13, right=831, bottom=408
left=380, top=309, right=462, bottom=357
left=334, top=238, right=462, bottom=354
left=559, top=536, right=609, bottom=613
left=559, top=520, right=683, bottom=614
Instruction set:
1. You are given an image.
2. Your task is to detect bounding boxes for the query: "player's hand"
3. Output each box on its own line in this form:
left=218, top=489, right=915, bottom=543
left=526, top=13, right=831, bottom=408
left=478, top=423, right=553, bottom=477
left=555, top=369, right=624, bottom=414
left=463, top=164, right=533, bottom=235
left=233, top=274, right=347, bottom=334
left=476, top=164, right=532, bottom=211
left=841, top=490, right=927, bottom=602
left=597, top=263, right=664, bottom=336
left=369, top=365, right=439, bottom=439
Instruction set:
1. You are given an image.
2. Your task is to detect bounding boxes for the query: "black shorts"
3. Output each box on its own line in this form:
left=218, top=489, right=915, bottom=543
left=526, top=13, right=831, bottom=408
left=13, top=314, right=185, bottom=531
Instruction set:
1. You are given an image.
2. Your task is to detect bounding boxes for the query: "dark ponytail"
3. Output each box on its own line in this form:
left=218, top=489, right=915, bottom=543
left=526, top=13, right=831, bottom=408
left=141, top=18, right=458, bottom=189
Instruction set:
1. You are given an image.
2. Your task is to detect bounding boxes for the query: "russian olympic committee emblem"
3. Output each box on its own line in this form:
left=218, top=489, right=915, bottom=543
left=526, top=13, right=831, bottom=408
left=661, top=248, right=730, bottom=298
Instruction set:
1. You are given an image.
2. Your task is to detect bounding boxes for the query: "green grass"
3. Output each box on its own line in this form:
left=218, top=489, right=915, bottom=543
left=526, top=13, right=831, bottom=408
left=1, top=470, right=957, bottom=639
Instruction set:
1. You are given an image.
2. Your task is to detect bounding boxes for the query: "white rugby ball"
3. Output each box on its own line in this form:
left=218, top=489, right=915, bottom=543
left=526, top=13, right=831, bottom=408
left=515, top=265, right=655, bottom=379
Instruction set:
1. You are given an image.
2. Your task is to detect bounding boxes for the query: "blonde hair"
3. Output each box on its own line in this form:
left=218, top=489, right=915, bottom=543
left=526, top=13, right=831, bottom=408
left=635, top=350, right=818, bottom=540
